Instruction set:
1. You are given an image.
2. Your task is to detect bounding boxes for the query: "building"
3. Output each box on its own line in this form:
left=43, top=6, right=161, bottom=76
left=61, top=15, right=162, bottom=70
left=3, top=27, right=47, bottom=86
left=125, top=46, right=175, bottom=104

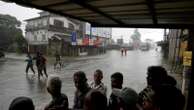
left=78, top=24, right=112, bottom=55
left=25, top=12, right=112, bottom=56
left=25, top=12, right=81, bottom=55
left=117, top=38, right=124, bottom=46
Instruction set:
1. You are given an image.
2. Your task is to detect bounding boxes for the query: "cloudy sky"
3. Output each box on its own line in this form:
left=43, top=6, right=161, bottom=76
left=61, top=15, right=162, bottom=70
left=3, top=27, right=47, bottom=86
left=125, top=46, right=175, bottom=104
left=0, top=1, right=164, bottom=43
left=112, top=28, right=164, bottom=43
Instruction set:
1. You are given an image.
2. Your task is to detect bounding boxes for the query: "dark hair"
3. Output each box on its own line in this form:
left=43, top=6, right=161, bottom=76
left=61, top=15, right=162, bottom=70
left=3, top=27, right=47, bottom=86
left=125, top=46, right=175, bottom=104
left=111, top=72, right=123, bottom=81
left=147, top=66, right=168, bottom=86
left=47, top=76, right=62, bottom=94
left=84, top=90, right=107, bottom=110
left=74, top=71, right=87, bottom=82
left=147, top=66, right=167, bottom=77
left=165, top=75, right=177, bottom=86
left=153, top=85, right=185, bottom=110
left=119, top=87, right=138, bottom=110
left=9, top=97, right=34, bottom=110
left=95, top=69, right=103, bottom=76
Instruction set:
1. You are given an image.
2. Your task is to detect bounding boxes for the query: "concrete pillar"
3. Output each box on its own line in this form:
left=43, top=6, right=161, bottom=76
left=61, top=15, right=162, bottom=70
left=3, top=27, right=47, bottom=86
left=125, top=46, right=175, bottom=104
left=182, top=66, right=191, bottom=93
left=186, top=29, right=194, bottom=110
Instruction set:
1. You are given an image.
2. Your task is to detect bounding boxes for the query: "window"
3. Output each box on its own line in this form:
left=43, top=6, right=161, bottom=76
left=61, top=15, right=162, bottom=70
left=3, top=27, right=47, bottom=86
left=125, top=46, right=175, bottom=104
left=43, top=19, right=47, bottom=26
left=34, top=35, right=37, bottom=41
left=54, top=19, right=64, bottom=27
left=42, top=34, right=46, bottom=41
left=68, top=23, right=75, bottom=30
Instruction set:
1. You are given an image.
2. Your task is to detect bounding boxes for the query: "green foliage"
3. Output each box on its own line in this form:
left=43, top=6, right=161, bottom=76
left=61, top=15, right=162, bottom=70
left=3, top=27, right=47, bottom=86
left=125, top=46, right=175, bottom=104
left=0, top=14, right=21, bottom=27
left=131, top=29, right=141, bottom=41
left=14, top=33, right=27, bottom=53
left=0, top=14, right=25, bottom=52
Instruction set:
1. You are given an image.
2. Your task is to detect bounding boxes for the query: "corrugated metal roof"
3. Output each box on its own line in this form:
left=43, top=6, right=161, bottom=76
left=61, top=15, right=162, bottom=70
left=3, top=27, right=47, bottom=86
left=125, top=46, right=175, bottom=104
left=3, top=0, right=194, bottom=28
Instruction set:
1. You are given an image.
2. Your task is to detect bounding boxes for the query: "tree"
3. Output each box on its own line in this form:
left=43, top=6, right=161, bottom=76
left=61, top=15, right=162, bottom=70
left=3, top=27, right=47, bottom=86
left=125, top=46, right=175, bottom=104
left=131, top=28, right=141, bottom=41
left=14, top=33, right=27, bottom=53
left=0, top=14, right=25, bottom=52
left=130, top=29, right=141, bottom=49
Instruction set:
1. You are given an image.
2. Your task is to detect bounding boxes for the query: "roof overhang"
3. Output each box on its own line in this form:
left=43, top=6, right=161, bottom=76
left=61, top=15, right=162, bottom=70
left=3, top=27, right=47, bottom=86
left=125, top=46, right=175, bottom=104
left=3, top=0, right=194, bottom=29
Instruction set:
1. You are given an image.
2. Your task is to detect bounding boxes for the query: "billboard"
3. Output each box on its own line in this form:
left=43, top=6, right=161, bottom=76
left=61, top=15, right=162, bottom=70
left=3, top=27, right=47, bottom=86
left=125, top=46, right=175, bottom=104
left=77, top=39, right=82, bottom=45
left=183, top=51, right=192, bottom=66
left=83, top=36, right=89, bottom=45
left=85, top=23, right=91, bottom=35
left=91, top=28, right=97, bottom=36
left=71, top=32, right=77, bottom=45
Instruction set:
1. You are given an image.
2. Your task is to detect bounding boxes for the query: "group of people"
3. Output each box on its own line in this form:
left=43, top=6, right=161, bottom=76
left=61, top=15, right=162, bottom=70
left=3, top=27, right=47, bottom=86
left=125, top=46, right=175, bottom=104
left=121, top=48, right=127, bottom=56
left=25, top=52, right=48, bottom=79
left=9, top=66, right=185, bottom=110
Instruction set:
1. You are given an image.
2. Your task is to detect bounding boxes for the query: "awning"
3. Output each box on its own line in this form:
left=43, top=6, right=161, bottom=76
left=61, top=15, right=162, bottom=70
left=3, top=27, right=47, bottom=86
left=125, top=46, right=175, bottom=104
left=50, top=34, right=71, bottom=42
left=3, top=0, right=194, bottom=28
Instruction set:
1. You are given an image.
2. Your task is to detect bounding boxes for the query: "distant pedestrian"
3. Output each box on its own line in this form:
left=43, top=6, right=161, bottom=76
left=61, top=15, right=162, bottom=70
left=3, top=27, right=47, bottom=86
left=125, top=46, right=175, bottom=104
left=121, top=48, right=124, bottom=56
left=54, top=51, right=62, bottom=69
left=9, top=96, right=35, bottom=110
left=44, top=75, right=69, bottom=110
left=124, top=48, right=127, bottom=56
left=90, top=69, right=107, bottom=95
left=25, top=53, right=35, bottom=75
left=34, top=52, right=48, bottom=79
left=73, top=71, right=91, bottom=110
left=34, top=52, right=43, bottom=79
left=39, top=53, right=48, bottom=78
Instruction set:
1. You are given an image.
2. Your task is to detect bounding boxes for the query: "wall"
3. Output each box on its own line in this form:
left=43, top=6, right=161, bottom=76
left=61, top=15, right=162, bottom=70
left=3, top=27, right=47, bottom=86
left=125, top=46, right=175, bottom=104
left=168, top=29, right=182, bottom=64
left=26, top=29, right=48, bottom=44
left=49, top=16, right=79, bottom=30
left=26, top=17, right=48, bottom=28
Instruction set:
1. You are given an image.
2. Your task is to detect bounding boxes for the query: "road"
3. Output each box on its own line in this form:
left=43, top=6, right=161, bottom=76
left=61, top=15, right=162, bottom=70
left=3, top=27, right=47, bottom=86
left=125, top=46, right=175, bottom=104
left=0, top=50, right=163, bottom=110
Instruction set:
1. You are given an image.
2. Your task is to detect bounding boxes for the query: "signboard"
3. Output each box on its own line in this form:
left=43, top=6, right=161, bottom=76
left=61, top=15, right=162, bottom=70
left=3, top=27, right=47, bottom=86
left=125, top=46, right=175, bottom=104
left=179, top=41, right=188, bottom=57
left=89, top=39, right=94, bottom=46
left=97, top=28, right=101, bottom=37
left=77, top=39, right=82, bottom=45
left=183, top=51, right=192, bottom=66
left=94, top=37, right=100, bottom=46
left=91, top=28, right=97, bottom=36
left=85, top=23, right=91, bottom=35
left=83, top=37, right=89, bottom=45
left=71, top=32, right=77, bottom=45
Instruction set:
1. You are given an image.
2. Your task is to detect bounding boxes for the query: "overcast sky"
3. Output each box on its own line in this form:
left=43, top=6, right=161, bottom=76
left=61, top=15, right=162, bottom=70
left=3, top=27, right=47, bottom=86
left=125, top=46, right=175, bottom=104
left=0, top=1, right=164, bottom=43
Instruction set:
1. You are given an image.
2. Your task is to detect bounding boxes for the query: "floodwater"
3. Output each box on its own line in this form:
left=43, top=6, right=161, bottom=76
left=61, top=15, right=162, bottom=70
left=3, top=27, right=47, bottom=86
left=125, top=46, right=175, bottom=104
left=0, top=50, right=163, bottom=110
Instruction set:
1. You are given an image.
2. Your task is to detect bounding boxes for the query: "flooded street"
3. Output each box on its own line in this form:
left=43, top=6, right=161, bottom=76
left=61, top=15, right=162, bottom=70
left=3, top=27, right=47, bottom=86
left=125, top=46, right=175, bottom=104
left=0, top=50, right=162, bottom=110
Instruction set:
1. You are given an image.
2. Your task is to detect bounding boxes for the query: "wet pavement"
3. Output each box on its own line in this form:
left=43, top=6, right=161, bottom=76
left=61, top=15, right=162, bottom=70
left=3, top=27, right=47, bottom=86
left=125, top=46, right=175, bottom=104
left=0, top=50, right=163, bottom=110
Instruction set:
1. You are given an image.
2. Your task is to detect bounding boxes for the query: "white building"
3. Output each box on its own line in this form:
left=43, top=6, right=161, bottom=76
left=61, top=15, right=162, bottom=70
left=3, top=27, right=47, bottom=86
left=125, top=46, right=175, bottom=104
left=25, top=12, right=112, bottom=55
left=25, top=12, right=80, bottom=53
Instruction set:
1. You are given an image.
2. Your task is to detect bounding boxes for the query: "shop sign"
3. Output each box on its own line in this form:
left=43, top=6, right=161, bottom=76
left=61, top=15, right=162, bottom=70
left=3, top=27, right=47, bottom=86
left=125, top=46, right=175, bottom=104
left=183, top=51, right=192, bottom=66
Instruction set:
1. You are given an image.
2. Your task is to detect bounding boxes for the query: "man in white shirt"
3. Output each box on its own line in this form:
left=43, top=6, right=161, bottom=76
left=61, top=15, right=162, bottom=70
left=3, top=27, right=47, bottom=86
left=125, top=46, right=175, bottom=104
left=90, top=69, right=107, bottom=96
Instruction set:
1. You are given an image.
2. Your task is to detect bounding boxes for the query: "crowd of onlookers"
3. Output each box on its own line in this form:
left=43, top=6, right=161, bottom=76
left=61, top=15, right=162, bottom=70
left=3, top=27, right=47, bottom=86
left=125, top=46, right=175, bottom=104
left=9, top=66, right=185, bottom=110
